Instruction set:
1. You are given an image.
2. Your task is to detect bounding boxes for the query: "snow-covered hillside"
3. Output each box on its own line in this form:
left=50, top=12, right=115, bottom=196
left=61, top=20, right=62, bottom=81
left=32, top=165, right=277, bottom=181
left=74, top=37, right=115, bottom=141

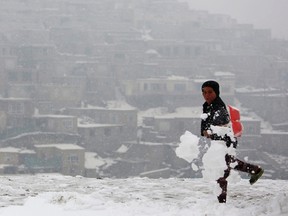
left=0, top=174, right=287, bottom=216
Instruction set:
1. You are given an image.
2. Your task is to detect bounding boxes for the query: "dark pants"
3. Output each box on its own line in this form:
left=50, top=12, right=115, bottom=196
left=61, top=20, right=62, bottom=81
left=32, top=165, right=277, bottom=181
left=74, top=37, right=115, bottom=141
left=217, top=154, right=260, bottom=203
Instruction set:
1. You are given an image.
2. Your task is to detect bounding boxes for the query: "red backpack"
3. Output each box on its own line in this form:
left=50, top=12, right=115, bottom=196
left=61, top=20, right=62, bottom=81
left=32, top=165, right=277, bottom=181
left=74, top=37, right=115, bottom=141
left=228, top=105, right=243, bottom=137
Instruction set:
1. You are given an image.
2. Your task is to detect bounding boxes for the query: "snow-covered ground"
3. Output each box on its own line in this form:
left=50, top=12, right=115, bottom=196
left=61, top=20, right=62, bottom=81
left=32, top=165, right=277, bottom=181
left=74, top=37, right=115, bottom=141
left=0, top=131, right=287, bottom=215
left=0, top=174, right=287, bottom=216
left=1, top=128, right=286, bottom=215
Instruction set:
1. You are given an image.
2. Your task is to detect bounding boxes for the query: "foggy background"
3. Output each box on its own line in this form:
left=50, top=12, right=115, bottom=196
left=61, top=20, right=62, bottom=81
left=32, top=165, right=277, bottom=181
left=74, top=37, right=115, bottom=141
left=0, top=0, right=287, bottom=180
left=182, top=0, right=288, bottom=39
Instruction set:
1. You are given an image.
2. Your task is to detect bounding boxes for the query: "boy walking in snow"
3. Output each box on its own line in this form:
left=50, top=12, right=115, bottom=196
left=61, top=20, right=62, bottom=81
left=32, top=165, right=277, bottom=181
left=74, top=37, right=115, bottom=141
left=201, top=80, right=264, bottom=203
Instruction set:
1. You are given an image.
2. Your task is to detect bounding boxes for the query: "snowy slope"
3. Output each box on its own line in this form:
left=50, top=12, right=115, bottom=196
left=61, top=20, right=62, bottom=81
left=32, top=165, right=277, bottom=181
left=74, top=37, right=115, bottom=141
left=0, top=174, right=287, bottom=216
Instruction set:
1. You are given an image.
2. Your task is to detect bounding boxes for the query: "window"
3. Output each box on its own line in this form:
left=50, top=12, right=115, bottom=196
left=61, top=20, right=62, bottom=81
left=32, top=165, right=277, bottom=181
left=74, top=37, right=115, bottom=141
left=173, top=47, right=179, bottom=56
left=245, top=125, right=255, bottom=134
left=178, top=121, right=185, bottom=132
left=4, top=156, right=11, bottom=163
left=89, top=129, right=95, bottom=137
left=104, top=128, right=111, bottom=136
left=185, top=46, right=191, bottom=56
left=129, top=116, right=134, bottom=123
left=165, top=46, right=171, bottom=56
left=114, top=53, right=125, bottom=60
left=8, top=102, right=25, bottom=114
left=8, top=71, right=18, bottom=81
left=174, top=83, right=186, bottom=92
left=43, top=48, right=48, bottom=56
left=2, top=48, right=6, bottom=55
left=159, top=121, right=170, bottom=132
left=195, top=46, right=201, bottom=56
left=151, top=83, right=161, bottom=91
left=22, top=72, right=32, bottom=81
left=63, top=119, right=74, bottom=130
left=68, top=155, right=79, bottom=164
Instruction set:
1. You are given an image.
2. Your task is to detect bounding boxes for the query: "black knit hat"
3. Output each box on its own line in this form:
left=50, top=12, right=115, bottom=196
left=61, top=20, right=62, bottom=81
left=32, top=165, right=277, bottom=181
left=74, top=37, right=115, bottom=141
left=201, top=80, right=220, bottom=96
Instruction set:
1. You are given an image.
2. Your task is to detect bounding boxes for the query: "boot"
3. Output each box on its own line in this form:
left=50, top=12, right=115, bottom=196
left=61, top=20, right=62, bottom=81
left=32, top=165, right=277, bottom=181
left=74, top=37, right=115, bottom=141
left=217, top=192, right=227, bottom=203
left=249, top=167, right=264, bottom=185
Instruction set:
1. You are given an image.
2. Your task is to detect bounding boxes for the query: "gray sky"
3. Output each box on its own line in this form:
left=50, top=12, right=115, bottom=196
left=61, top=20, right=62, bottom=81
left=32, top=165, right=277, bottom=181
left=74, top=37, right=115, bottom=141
left=182, top=0, right=288, bottom=40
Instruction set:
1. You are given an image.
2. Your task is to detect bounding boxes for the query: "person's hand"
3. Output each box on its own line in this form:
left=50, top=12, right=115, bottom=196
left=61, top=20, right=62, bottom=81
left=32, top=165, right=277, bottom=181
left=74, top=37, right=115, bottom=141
left=203, top=130, right=211, bottom=138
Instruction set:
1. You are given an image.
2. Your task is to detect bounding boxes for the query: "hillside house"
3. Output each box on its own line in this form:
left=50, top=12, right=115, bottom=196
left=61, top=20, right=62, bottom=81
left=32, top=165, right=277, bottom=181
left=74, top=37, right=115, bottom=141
left=64, top=104, right=137, bottom=142
left=105, top=142, right=191, bottom=178
left=236, top=90, right=288, bottom=126
left=35, top=83, right=85, bottom=110
left=0, top=147, right=35, bottom=174
left=0, top=98, right=34, bottom=135
left=140, top=107, right=202, bottom=143
left=34, top=144, right=85, bottom=176
left=32, top=114, right=78, bottom=134
left=78, top=123, right=124, bottom=155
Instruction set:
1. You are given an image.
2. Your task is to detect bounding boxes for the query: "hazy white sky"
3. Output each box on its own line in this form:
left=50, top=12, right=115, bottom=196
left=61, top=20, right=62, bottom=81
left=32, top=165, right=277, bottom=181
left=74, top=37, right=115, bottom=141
left=182, top=0, right=288, bottom=40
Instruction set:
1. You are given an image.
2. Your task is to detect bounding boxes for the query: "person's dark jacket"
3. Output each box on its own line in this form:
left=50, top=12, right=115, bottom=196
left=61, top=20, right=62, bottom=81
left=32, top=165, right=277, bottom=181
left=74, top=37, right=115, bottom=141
left=201, top=96, right=236, bottom=147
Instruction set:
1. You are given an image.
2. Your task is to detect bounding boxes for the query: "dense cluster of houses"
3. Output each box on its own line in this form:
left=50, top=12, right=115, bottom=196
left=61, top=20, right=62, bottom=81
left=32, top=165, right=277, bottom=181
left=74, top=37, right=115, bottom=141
left=0, top=0, right=287, bottom=179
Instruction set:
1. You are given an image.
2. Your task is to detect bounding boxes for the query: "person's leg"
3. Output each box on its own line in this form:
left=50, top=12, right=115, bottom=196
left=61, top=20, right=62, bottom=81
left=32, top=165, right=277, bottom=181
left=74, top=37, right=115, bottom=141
left=216, top=154, right=231, bottom=203
left=217, top=177, right=228, bottom=203
left=228, top=154, right=264, bottom=184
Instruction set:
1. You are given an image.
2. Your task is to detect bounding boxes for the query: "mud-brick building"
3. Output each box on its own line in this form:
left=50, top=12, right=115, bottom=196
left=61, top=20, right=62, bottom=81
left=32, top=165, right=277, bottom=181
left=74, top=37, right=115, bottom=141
left=33, top=144, right=85, bottom=176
